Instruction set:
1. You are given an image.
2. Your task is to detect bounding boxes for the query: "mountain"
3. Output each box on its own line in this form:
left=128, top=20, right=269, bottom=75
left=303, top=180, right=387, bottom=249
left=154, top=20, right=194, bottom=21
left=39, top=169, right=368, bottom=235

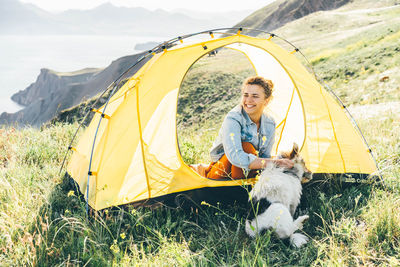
left=170, top=9, right=254, bottom=27
left=0, top=0, right=60, bottom=34
left=0, top=1, right=243, bottom=36
left=234, top=0, right=350, bottom=34
left=53, top=3, right=215, bottom=36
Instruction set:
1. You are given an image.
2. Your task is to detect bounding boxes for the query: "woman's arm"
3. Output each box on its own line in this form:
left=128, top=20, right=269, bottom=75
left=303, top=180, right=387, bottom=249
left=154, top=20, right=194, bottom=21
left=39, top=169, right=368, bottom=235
left=248, top=157, right=294, bottom=169
left=221, top=112, right=293, bottom=170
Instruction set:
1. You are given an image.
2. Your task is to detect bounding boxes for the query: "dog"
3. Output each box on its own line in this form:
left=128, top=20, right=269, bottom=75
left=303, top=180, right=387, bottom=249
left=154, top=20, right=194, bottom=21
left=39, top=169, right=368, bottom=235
left=245, top=143, right=312, bottom=248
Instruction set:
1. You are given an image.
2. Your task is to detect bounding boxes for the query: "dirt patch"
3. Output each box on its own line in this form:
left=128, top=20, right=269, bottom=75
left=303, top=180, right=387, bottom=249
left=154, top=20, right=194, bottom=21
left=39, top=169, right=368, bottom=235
left=348, top=101, right=400, bottom=119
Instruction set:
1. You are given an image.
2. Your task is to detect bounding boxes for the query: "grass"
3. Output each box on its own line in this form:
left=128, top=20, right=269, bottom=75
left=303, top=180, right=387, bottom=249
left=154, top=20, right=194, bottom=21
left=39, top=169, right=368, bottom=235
left=0, top=109, right=399, bottom=265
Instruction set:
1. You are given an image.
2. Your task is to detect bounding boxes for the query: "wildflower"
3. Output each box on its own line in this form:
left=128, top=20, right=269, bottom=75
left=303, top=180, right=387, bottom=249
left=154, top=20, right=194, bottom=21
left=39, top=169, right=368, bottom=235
left=120, top=233, right=126, bottom=240
left=67, top=190, right=75, bottom=197
left=201, top=201, right=211, bottom=207
left=110, top=240, right=120, bottom=254
left=65, top=209, right=70, bottom=215
left=104, top=209, right=109, bottom=215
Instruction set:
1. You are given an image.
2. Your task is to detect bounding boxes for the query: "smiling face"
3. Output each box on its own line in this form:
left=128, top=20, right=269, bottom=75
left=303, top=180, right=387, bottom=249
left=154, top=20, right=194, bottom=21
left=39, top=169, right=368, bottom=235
left=241, top=84, right=271, bottom=118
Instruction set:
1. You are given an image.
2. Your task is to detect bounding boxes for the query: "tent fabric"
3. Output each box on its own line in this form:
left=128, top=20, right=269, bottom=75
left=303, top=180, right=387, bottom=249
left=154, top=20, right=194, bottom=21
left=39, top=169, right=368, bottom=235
left=67, top=33, right=377, bottom=210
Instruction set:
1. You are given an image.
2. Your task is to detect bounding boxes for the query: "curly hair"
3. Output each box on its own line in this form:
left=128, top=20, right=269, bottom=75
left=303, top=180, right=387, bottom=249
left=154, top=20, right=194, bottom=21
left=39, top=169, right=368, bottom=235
left=243, top=76, right=274, bottom=99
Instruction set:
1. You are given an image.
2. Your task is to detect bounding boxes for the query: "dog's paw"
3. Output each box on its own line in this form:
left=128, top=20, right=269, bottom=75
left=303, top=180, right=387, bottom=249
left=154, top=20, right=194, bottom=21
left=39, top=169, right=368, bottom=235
left=294, top=215, right=309, bottom=230
left=290, top=233, right=309, bottom=248
left=245, top=220, right=257, bottom=238
left=299, top=215, right=309, bottom=223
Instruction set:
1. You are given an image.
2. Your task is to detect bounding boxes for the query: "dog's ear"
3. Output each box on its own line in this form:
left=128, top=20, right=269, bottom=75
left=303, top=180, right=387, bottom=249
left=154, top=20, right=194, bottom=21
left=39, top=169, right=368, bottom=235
left=278, top=151, right=289, bottom=159
left=278, top=143, right=300, bottom=159
left=289, top=143, right=299, bottom=159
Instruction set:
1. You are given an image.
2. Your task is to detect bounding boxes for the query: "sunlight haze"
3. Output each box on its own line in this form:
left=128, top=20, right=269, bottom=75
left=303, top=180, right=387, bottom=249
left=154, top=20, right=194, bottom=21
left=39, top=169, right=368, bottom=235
left=20, top=0, right=274, bottom=12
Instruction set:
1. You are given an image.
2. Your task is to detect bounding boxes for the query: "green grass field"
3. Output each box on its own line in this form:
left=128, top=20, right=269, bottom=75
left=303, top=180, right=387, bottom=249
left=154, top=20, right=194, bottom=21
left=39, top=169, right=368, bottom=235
left=1, top=107, right=399, bottom=266
left=1, top=1, right=400, bottom=265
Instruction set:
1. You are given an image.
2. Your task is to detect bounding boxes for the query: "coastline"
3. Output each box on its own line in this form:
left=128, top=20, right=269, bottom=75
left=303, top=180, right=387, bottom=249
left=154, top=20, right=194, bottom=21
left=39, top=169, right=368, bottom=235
left=0, top=34, right=165, bottom=115
left=0, top=96, right=24, bottom=114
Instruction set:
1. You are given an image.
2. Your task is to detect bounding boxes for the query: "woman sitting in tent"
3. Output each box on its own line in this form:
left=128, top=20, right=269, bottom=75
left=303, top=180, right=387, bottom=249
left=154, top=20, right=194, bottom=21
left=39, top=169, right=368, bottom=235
left=194, top=76, right=294, bottom=179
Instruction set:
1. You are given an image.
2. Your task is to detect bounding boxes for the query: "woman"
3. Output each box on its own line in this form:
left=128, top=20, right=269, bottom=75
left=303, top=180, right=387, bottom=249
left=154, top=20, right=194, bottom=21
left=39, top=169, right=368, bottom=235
left=205, top=76, right=293, bottom=179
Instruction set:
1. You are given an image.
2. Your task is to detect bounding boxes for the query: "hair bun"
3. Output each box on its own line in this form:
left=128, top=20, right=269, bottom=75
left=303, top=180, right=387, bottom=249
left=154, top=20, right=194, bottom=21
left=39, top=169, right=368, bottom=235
left=243, top=76, right=273, bottom=99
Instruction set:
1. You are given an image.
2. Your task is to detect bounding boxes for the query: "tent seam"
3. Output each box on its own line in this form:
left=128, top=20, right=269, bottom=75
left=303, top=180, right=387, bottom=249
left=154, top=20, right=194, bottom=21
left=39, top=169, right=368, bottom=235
left=319, top=86, right=347, bottom=172
left=135, top=82, right=152, bottom=199
left=275, top=87, right=295, bottom=154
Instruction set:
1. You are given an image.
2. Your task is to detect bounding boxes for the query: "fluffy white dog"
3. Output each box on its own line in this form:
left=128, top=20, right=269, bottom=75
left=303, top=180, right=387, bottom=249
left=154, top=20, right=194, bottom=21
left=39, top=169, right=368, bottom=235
left=245, top=143, right=312, bottom=248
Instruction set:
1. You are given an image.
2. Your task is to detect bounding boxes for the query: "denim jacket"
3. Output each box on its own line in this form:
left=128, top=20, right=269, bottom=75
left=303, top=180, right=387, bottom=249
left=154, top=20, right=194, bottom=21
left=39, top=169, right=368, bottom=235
left=209, top=105, right=275, bottom=170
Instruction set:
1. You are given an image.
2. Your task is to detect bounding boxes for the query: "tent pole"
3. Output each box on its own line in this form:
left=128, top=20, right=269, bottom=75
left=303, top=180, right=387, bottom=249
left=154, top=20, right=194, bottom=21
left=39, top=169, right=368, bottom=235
left=59, top=52, right=154, bottom=175
left=85, top=82, right=120, bottom=214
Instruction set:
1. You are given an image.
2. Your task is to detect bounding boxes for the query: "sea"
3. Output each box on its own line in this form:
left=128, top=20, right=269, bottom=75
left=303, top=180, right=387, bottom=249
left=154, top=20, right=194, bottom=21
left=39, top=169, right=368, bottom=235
left=0, top=35, right=165, bottom=114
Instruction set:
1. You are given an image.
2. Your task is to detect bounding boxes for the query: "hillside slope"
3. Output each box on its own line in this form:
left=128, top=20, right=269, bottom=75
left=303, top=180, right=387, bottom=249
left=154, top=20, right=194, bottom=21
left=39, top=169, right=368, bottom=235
left=234, top=0, right=350, bottom=33
left=271, top=0, right=400, bottom=104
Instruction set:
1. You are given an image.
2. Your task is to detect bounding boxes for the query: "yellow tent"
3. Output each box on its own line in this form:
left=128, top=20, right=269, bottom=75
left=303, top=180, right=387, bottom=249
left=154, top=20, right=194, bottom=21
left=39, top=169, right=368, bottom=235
left=66, top=29, right=379, bottom=211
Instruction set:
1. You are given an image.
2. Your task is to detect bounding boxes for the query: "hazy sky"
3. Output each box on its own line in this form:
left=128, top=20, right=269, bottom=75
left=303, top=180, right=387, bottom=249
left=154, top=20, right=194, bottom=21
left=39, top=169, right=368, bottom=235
left=21, top=0, right=274, bottom=12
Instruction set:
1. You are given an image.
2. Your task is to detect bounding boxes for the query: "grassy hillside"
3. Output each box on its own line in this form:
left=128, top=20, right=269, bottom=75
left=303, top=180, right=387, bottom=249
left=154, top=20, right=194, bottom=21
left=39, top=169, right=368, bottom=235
left=1, top=0, right=400, bottom=265
left=233, top=0, right=350, bottom=33
left=273, top=0, right=400, bottom=104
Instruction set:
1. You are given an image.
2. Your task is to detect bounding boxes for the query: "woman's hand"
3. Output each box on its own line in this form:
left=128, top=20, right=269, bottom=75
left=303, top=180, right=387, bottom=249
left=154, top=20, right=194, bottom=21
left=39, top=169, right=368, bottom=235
left=274, top=158, right=294, bottom=169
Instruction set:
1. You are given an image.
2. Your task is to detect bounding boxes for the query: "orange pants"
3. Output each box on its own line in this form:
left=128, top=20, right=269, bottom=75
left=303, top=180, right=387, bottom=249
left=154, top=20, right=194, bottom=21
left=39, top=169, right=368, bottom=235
left=206, top=142, right=258, bottom=180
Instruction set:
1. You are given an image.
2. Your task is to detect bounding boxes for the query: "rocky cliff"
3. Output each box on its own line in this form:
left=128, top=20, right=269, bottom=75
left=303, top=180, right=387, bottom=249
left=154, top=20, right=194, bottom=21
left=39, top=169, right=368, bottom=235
left=0, top=52, right=150, bottom=126
left=234, top=0, right=350, bottom=34
left=11, top=68, right=101, bottom=106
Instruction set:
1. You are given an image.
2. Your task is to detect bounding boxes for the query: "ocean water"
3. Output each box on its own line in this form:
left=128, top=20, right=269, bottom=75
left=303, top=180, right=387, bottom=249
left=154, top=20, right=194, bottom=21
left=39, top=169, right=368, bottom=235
left=0, top=35, right=164, bottom=114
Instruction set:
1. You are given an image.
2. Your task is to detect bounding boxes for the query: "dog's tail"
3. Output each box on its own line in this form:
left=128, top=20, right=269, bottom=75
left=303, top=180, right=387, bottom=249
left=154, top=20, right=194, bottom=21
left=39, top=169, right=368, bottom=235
left=290, top=233, right=308, bottom=248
